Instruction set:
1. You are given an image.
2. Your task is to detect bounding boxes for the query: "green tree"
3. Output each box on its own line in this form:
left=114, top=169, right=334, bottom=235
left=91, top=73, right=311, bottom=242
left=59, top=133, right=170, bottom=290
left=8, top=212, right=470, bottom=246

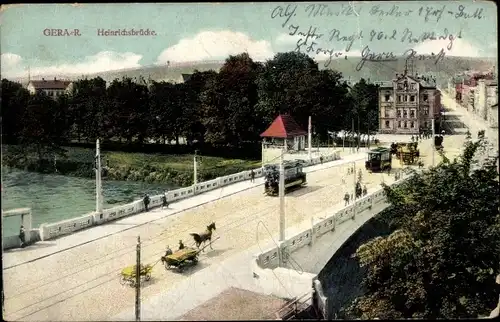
left=182, top=70, right=217, bottom=144
left=106, top=77, right=150, bottom=144
left=346, top=138, right=500, bottom=319
left=1, top=79, right=30, bottom=143
left=200, top=53, right=262, bottom=145
left=68, top=77, right=107, bottom=142
left=17, top=92, right=68, bottom=163
left=255, top=52, right=320, bottom=131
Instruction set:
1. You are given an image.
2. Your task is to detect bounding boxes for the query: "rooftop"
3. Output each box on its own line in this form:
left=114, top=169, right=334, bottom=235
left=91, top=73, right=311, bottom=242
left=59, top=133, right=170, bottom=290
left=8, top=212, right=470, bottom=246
left=260, top=114, right=307, bottom=138
left=176, top=287, right=288, bottom=321
left=29, top=78, right=72, bottom=90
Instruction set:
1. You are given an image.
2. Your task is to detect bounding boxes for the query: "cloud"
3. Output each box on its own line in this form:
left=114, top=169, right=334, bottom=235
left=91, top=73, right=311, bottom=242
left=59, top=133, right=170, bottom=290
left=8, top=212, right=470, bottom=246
left=156, top=30, right=274, bottom=64
left=1, top=53, right=23, bottom=72
left=1, top=51, right=143, bottom=78
left=411, top=39, right=491, bottom=57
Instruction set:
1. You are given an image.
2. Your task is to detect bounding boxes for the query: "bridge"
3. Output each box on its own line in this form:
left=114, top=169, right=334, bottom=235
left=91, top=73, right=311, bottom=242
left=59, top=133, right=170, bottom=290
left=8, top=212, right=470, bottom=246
left=2, top=90, right=497, bottom=321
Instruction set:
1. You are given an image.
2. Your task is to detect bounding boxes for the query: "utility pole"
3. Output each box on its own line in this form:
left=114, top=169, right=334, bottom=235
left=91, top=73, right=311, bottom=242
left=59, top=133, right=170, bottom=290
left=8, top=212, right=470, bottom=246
left=352, top=161, right=357, bottom=220
left=357, top=115, right=360, bottom=152
left=135, top=236, right=141, bottom=322
left=351, top=118, right=355, bottom=154
left=95, top=139, right=103, bottom=214
left=193, top=150, right=198, bottom=189
left=279, top=149, right=286, bottom=243
left=431, top=118, right=435, bottom=166
left=308, top=116, right=312, bottom=161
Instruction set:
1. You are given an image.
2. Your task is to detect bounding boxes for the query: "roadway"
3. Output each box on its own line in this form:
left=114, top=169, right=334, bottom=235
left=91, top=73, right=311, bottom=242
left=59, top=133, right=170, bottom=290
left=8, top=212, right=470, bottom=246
left=4, top=150, right=396, bottom=321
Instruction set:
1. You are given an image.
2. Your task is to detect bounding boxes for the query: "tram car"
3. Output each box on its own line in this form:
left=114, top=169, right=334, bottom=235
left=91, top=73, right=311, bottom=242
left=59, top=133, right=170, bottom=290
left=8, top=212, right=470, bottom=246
left=263, top=160, right=307, bottom=196
left=365, top=147, right=392, bottom=172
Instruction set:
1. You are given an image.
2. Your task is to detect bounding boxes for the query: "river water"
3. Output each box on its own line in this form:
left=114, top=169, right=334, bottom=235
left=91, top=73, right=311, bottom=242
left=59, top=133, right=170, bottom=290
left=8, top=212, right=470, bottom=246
left=1, top=167, right=178, bottom=237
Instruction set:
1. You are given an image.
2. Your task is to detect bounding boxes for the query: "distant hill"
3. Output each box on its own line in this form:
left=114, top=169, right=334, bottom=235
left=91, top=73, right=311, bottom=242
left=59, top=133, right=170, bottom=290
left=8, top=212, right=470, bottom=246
left=8, top=56, right=496, bottom=88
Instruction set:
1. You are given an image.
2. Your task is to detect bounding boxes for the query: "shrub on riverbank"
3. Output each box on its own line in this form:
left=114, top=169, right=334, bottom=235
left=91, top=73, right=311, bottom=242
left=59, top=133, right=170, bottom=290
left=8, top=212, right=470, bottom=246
left=3, top=145, right=261, bottom=187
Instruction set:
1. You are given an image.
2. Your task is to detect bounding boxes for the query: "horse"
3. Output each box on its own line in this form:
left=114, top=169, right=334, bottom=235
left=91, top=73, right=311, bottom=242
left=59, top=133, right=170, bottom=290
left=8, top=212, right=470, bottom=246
left=190, top=222, right=216, bottom=251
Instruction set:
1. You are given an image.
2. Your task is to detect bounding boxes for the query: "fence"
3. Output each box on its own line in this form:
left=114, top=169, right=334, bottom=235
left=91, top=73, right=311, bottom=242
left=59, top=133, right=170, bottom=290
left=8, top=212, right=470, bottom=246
left=33, top=151, right=341, bottom=241
left=255, top=176, right=407, bottom=270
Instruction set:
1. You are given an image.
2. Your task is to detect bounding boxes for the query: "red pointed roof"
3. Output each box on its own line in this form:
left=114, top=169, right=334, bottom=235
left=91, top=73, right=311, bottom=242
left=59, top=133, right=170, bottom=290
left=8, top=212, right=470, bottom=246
left=260, top=114, right=307, bottom=138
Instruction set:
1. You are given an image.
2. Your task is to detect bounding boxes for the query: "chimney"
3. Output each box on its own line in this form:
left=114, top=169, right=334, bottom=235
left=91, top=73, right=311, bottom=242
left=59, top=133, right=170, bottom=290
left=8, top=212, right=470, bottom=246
left=42, top=77, right=45, bottom=81
left=54, top=77, right=57, bottom=81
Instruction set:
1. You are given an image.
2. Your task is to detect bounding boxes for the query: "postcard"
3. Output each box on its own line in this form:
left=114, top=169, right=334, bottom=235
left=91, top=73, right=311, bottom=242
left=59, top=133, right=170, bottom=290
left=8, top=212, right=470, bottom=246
left=1, top=2, right=498, bottom=321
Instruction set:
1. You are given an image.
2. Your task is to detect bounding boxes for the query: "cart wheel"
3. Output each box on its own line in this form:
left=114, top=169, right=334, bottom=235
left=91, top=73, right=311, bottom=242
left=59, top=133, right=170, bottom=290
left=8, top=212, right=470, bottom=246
left=145, top=274, right=151, bottom=281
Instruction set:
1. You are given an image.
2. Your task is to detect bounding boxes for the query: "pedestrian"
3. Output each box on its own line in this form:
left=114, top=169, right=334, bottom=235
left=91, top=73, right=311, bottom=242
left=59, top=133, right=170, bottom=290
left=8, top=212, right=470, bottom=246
left=344, top=192, right=350, bottom=206
left=250, top=169, right=255, bottom=183
left=320, top=156, right=324, bottom=165
left=363, top=185, right=367, bottom=196
left=19, top=225, right=25, bottom=247
left=143, top=193, right=150, bottom=212
left=161, top=192, right=169, bottom=209
left=165, top=245, right=173, bottom=257
left=178, top=239, right=185, bottom=250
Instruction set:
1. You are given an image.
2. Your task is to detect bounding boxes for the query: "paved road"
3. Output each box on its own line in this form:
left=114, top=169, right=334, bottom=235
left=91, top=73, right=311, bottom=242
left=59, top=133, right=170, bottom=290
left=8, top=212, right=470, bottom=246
left=3, top=152, right=396, bottom=321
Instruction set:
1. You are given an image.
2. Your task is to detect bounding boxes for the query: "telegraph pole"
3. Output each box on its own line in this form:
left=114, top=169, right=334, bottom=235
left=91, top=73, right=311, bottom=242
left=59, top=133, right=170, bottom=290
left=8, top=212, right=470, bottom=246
left=431, top=118, right=435, bottom=166
left=135, top=236, right=141, bottom=322
left=351, top=118, right=355, bottom=154
left=193, top=150, right=198, bottom=189
left=95, top=139, right=103, bottom=214
left=308, top=116, right=312, bottom=161
left=352, top=161, right=357, bottom=220
left=279, top=149, right=286, bottom=242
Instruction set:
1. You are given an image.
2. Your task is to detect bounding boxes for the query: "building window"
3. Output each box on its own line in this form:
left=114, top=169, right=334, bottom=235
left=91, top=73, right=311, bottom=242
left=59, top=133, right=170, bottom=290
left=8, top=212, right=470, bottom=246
left=410, top=121, right=414, bottom=128
left=403, top=110, right=408, bottom=118
left=398, top=95, right=402, bottom=102
left=397, top=83, right=403, bottom=90
left=410, top=95, right=415, bottom=102
left=404, top=95, right=409, bottom=102
left=385, top=120, right=390, bottom=128
left=424, top=108, right=429, bottom=116
left=424, top=121, right=428, bottom=128
left=384, top=94, right=390, bottom=102
left=398, top=121, right=401, bottom=128
left=397, top=109, right=401, bottom=118
left=384, top=109, right=389, bottom=117
left=423, top=94, right=429, bottom=102
left=410, top=110, right=415, bottom=118
left=410, top=83, right=416, bottom=90
left=404, top=121, right=408, bottom=128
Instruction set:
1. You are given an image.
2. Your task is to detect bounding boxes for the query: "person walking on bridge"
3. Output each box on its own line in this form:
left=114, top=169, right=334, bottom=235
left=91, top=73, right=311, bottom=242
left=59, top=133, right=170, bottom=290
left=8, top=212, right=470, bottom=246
left=161, top=192, right=169, bottom=209
left=143, top=193, right=150, bottom=212
left=344, top=192, right=350, bottom=206
left=250, top=169, right=255, bottom=183
left=19, top=225, right=26, bottom=248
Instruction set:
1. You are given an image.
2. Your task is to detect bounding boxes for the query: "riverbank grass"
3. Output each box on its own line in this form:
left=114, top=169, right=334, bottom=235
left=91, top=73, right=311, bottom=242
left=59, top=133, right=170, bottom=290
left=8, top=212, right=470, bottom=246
left=3, top=145, right=261, bottom=187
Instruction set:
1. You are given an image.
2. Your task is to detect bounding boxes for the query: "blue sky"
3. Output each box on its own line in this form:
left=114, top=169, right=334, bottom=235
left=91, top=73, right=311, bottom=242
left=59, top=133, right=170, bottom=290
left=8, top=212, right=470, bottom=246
left=1, top=1, right=497, bottom=78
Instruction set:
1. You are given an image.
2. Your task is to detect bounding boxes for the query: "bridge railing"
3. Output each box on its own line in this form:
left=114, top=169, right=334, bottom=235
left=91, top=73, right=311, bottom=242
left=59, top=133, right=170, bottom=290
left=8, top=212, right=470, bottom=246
left=255, top=174, right=409, bottom=270
left=34, top=151, right=341, bottom=241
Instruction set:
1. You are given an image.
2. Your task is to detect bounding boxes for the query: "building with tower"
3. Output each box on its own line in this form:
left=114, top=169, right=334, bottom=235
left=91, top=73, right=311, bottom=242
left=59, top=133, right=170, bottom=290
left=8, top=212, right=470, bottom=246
left=378, top=63, right=442, bottom=135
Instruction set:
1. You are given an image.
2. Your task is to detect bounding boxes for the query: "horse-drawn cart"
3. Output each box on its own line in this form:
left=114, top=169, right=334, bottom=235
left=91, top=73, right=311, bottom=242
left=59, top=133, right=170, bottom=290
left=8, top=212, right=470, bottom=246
left=120, top=264, right=153, bottom=287
left=161, top=247, right=199, bottom=272
left=161, top=236, right=220, bottom=272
